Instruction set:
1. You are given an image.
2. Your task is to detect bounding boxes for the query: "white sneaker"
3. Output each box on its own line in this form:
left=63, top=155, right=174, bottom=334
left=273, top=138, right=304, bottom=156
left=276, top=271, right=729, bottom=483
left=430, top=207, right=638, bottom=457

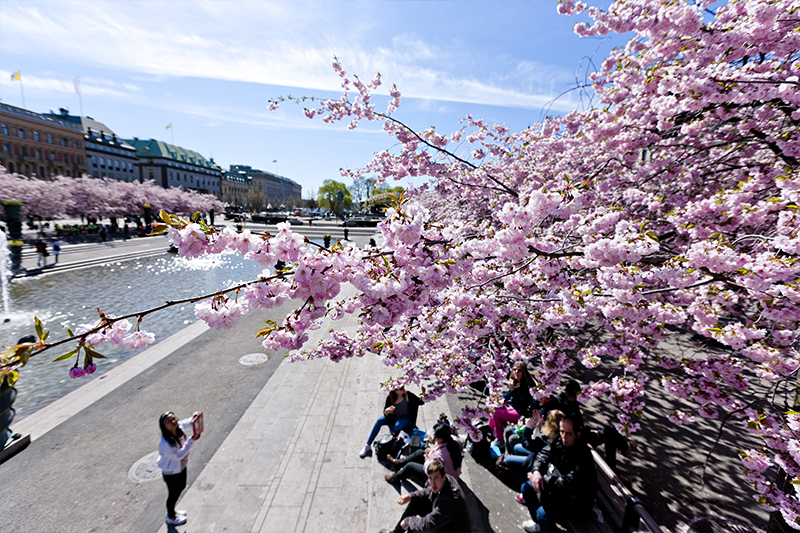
left=359, top=444, right=372, bottom=458
left=166, top=515, right=187, bottom=526
left=176, top=510, right=187, bottom=517
left=522, top=520, right=541, bottom=533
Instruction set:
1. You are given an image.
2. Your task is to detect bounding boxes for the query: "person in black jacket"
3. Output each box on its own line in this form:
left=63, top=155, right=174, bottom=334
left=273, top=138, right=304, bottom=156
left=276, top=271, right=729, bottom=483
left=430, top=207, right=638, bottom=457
left=360, top=385, right=424, bottom=458
left=381, top=461, right=470, bottom=533
left=557, top=379, right=637, bottom=472
left=521, top=416, right=597, bottom=533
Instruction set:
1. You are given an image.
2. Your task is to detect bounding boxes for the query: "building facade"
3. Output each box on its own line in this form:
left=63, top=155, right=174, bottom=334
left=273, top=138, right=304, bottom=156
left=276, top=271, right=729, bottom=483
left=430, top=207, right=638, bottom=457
left=221, top=170, right=252, bottom=209
left=0, top=103, right=87, bottom=178
left=229, top=164, right=302, bottom=207
left=126, top=138, right=221, bottom=198
left=45, top=109, right=139, bottom=181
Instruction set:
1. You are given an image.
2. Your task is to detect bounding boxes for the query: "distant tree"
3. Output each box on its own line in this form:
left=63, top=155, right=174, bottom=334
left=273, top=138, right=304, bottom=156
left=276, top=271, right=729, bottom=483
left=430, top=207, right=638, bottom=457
left=245, top=188, right=264, bottom=212
left=381, top=185, right=405, bottom=196
left=318, top=179, right=352, bottom=214
left=0, top=171, right=223, bottom=218
left=349, top=176, right=376, bottom=209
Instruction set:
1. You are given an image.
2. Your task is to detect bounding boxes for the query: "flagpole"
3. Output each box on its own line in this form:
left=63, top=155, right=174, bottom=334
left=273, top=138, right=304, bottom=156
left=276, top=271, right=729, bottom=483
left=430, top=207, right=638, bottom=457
left=74, top=76, right=84, bottom=116
left=19, top=79, right=25, bottom=109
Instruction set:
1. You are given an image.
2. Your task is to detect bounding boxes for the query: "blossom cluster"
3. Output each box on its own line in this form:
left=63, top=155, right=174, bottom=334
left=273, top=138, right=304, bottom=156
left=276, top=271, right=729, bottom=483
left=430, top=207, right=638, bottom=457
left=26, top=0, right=800, bottom=524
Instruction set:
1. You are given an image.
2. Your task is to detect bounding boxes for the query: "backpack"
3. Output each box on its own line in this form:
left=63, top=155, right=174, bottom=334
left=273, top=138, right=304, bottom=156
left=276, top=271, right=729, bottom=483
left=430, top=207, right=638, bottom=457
left=373, top=433, right=401, bottom=459
left=465, top=421, right=494, bottom=464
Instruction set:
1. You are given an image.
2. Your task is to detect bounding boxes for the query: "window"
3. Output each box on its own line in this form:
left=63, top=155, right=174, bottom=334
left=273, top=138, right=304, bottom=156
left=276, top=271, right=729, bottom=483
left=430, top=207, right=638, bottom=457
left=48, top=134, right=54, bottom=144
left=116, top=159, right=120, bottom=170
left=50, top=151, right=56, bottom=161
left=62, top=137, right=67, bottom=147
left=74, top=140, right=79, bottom=149
left=34, top=131, right=40, bottom=142
left=128, top=162, right=133, bottom=171
left=100, top=157, right=105, bottom=167
left=36, top=148, right=42, bottom=159
left=21, top=146, right=27, bottom=156
left=3, top=143, right=10, bottom=154
left=1, top=124, right=7, bottom=135
left=18, top=128, right=25, bottom=139
left=93, top=171, right=99, bottom=178
left=92, top=155, right=97, bottom=166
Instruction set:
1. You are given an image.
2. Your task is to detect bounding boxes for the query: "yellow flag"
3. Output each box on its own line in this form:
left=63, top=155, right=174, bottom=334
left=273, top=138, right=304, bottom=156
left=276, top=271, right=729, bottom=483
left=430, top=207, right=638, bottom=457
left=11, top=71, right=20, bottom=81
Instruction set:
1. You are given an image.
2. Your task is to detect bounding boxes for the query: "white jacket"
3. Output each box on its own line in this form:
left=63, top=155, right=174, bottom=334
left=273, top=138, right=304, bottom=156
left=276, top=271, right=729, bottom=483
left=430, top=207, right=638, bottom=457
left=158, top=418, right=194, bottom=475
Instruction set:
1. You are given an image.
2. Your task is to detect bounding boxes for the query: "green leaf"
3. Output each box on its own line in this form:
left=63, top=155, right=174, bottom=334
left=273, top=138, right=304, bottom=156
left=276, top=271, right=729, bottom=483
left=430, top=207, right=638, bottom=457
left=85, top=347, right=106, bottom=359
left=35, top=316, right=43, bottom=339
left=2, top=370, right=19, bottom=387
left=149, top=224, right=168, bottom=235
left=53, top=348, right=79, bottom=362
left=66, top=327, right=75, bottom=338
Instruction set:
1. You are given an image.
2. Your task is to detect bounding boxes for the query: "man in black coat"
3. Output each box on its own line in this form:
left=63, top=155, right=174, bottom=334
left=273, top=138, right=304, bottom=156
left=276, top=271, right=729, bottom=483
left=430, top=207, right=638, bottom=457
left=557, top=379, right=637, bottom=472
left=382, top=461, right=470, bottom=533
left=522, top=416, right=597, bottom=533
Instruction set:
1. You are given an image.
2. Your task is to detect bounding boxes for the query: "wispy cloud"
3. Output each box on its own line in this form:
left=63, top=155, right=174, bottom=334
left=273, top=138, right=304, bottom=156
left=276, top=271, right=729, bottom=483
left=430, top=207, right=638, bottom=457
left=0, top=70, right=132, bottom=98
left=0, top=1, right=582, bottom=112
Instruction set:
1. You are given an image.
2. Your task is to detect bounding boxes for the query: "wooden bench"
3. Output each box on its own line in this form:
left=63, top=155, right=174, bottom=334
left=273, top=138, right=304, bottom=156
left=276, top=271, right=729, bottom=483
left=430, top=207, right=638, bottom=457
left=571, top=448, right=664, bottom=533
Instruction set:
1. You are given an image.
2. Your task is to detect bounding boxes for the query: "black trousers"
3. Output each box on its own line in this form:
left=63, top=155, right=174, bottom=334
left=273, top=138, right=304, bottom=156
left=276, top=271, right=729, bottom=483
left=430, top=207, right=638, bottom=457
left=396, top=449, right=427, bottom=485
left=586, top=425, right=628, bottom=470
left=163, top=468, right=187, bottom=518
left=393, top=496, right=433, bottom=533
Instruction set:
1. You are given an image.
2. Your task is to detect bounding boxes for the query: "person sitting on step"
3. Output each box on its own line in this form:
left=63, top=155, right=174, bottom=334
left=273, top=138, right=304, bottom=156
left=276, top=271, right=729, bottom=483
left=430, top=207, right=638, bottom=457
left=360, top=384, right=424, bottom=458
left=380, top=461, right=470, bottom=533
left=385, top=422, right=462, bottom=486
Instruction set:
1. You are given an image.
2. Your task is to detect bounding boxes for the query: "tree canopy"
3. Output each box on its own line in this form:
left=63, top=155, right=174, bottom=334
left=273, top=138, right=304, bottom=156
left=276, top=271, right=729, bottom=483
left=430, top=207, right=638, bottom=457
left=317, top=179, right=353, bottom=213
left=0, top=173, right=223, bottom=218
left=4, top=0, right=800, bottom=527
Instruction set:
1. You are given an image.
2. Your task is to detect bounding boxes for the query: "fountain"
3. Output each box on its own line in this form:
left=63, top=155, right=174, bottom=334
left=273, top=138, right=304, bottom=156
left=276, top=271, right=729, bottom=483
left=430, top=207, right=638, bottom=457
left=0, top=231, right=11, bottom=320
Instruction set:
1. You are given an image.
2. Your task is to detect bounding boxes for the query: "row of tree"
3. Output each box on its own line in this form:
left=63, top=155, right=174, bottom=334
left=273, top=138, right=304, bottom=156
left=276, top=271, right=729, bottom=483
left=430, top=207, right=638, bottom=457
left=0, top=171, right=224, bottom=219
left=317, top=177, right=404, bottom=214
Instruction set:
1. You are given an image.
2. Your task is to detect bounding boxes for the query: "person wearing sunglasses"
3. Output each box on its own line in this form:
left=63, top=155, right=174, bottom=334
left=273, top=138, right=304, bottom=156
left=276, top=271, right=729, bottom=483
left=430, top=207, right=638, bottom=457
left=360, top=384, right=424, bottom=458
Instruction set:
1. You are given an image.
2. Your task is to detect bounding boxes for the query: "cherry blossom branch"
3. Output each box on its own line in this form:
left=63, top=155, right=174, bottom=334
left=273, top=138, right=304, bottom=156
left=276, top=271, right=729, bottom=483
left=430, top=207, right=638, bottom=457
left=0, top=272, right=290, bottom=370
left=374, top=112, right=520, bottom=198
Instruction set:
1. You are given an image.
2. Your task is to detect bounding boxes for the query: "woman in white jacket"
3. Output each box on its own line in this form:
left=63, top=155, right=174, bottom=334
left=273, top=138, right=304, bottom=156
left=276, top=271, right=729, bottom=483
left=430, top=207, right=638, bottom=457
left=158, top=412, right=201, bottom=526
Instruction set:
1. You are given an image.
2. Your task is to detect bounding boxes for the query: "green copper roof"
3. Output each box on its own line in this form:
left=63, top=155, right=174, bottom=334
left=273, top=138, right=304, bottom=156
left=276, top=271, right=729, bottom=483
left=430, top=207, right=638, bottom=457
left=125, top=138, right=220, bottom=170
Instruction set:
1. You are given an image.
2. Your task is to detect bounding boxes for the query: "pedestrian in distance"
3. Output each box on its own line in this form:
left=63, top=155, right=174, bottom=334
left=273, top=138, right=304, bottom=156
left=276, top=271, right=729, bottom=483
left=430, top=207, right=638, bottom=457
left=51, top=241, right=61, bottom=264
left=34, top=239, right=47, bottom=267
left=158, top=411, right=203, bottom=526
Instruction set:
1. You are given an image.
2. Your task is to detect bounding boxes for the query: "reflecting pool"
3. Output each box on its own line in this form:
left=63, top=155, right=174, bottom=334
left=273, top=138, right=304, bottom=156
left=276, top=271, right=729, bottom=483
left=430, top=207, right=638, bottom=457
left=1, top=251, right=270, bottom=420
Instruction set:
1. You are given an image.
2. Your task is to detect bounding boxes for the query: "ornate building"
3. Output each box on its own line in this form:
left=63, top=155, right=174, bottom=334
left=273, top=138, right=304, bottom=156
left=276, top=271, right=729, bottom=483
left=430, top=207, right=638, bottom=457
left=44, top=109, right=139, bottom=181
left=0, top=103, right=87, bottom=178
left=126, top=138, right=221, bottom=198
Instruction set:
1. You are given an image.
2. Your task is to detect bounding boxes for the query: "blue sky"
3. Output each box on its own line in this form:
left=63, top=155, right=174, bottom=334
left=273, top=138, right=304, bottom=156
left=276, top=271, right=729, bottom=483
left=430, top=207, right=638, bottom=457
left=0, top=0, right=626, bottom=197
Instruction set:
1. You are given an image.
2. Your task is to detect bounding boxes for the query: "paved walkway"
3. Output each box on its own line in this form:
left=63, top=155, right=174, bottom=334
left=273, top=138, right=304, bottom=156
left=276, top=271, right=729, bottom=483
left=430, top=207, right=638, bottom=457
left=156, top=289, right=469, bottom=533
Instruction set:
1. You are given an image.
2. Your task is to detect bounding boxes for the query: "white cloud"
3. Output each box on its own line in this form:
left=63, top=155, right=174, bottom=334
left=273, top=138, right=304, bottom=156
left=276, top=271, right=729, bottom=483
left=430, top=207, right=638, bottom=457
left=0, top=70, right=131, bottom=98
left=0, top=0, right=582, bottom=112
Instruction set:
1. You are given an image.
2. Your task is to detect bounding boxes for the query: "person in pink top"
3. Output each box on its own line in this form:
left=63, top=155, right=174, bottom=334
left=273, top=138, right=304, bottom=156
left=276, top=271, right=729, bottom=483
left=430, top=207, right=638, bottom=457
left=385, top=422, right=462, bottom=486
